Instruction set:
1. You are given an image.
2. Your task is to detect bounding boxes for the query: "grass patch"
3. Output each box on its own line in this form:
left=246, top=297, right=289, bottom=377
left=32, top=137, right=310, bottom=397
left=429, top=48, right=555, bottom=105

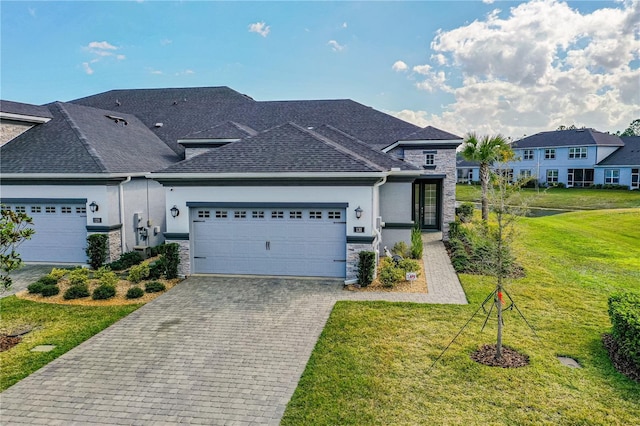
left=456, top=185, right=640, bottom=210
left=282, top=209, right=640, bottom=425
left=0, top=297, right=139, bottom=391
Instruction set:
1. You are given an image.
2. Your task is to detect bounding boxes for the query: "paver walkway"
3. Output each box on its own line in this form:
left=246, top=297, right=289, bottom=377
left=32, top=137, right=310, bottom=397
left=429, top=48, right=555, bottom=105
left=0, top=234, right=466, bottom=425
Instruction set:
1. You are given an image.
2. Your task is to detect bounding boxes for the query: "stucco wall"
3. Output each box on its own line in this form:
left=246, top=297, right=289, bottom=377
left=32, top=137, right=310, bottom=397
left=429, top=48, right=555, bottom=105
left=121, top=178, right=167, bottom=251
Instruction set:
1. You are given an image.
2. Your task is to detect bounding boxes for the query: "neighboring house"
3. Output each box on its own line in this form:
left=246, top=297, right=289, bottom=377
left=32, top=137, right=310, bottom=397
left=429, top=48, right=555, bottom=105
left=0, top=100, right=52, bottom=146
left=1, top=87, right=462, bottom=282
left=508, top=129, right=639, bottom=188
left=455, top=155, right=480, bottom=184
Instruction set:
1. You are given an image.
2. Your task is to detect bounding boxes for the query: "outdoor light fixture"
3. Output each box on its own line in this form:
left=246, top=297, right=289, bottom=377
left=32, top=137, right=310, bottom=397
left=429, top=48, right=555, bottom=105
left=170, top=205, right=180, bottom=218
left=355, top=206, right=363, bottom=219
left=89, top=201, right=99, bottom=213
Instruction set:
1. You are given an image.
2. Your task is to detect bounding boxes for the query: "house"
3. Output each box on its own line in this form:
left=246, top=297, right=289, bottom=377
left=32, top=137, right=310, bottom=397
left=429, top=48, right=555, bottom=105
left=1, top=87, right=462, bottom=281
left=455, top=155, right=480, bottom=184
left=508, top=129, right=638, bottom=189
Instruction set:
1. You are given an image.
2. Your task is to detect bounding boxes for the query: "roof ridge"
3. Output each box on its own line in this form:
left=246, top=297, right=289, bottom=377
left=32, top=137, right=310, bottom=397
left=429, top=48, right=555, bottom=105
left=55, top=102, right=108, bottom=172
left=288, top=122, right=384, bottom=171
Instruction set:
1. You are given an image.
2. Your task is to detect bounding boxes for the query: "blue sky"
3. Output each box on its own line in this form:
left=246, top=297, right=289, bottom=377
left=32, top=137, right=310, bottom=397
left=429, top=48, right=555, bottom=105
left=2, top=1, right=638, bottom=138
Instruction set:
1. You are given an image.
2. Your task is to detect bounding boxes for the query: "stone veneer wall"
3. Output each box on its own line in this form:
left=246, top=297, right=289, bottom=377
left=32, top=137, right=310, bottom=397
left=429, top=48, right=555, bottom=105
left=346, top=242, right=376, bottom=283
left=87, top=228, right=122, bottom=263
left=170, top=239, right=191, bottom=277
left=0, top=121, right=34, bottom=146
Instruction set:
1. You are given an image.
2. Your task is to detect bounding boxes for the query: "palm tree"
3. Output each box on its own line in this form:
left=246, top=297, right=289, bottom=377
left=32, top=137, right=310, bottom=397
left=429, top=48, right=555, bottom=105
left=460, top=133, right=512, bottom=221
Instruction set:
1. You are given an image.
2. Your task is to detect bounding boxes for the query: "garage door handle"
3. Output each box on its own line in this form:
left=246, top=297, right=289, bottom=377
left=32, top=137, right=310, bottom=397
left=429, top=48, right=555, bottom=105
left=334, top=259, right=346, bottom=262
left=266, top=241, right=270, bottom=250
left=193, top=220, right=205, bottom=223
left=335, top=221, right=347, bottom=224
left=194, top=256, right=206, bottom=259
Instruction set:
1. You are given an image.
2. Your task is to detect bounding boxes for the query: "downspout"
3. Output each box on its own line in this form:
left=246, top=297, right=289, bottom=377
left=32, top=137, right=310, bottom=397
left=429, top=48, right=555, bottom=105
left=372, top=175, right=388, bottom=247
left=119, top=176, right=132, bottom=253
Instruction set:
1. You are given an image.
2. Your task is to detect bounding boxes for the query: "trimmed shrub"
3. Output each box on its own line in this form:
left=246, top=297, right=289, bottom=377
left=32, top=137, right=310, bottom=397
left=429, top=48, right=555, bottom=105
left=27, top=281, right=45, bottom=294
left=357, top=251, right=376, bottom=287
left=455, top=202, right=475, bottom=223
left=68, top=268, right=89, bottom=286
left=126, top=286, right=144, bottom=299
left=38, top=275, right=58, bottom=287
left=92, top=284, right=116, bottom=300
left=127, top=262, right=150, bottom=284
left=49, top=268, right=68, bottom=281
left=608, top=292, right=640, bottom=368
left=41, top=285, right=60, bottom=297
left=86, top=234, right=108, bottom=270
left=163, top=243, right=180, bottom=279
left=398, top=258, right=420, bottom=276
left=63, top=284, right=90, bottom=300
left=148, top=259, right=165, bottom=280
left=99, top=271, right=119, bottom=287
left=145, top=281, right=166, bottom=293
left=392, top=241, right=411, bottom=259
left=150, top=244, right=166, bottom=257
left=119, top=251, right=144, bottom=268
left=93, top=266, right=112, bottom=280
left=411, top=225, right=423, bottom=260
left=378, top=257, right=405, bottom=288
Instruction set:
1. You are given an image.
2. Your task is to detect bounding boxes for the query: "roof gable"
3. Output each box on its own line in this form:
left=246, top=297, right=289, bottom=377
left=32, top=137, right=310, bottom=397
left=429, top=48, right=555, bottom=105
left=181, top=121, right=257, bottom=140
left=0, top=100, right=53, bottom=120
left=512, top=129, right=624, bottom=149
left=399, top=125, right=461, bottom=141
left=597, top=136, right=640, bottom=166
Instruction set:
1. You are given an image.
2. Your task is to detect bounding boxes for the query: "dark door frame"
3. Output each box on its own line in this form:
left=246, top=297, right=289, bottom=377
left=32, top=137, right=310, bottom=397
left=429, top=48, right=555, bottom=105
left=412, top=178, right=443, bottom=230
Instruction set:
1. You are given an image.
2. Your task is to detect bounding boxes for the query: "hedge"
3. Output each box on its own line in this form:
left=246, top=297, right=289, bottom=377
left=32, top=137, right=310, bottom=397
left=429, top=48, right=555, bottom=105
left=608, top=292, right=640, bottom=368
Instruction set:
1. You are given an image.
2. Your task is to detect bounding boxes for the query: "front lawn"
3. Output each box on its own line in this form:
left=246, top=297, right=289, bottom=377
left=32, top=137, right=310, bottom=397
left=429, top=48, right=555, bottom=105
left=456, top=185, right=640, bottom=210
left=282, top=209, right=640, bottom=425
left=0, top=297, right=139, bottom=391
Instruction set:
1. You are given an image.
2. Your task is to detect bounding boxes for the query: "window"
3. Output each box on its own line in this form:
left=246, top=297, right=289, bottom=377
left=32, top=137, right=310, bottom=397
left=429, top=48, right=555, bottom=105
left=31, top=206, right=41, bottom=213
left=605, top=169, right=620, bottom=184
left=546, top=169, right=558, bottom=183
left=45, top=206, right=56, bottom=213
left=523, top=149, right=534, bottom=160
left=271, top=211, right=284, bottom=219
left=14, top=206, right=26, bottom=213
left=424, top=153, right=435, bottom=166
left=76, top=207, right=87, bottom=214
left=289, top=211, right=302, bottom=219
left=632, top=168, right=639, bottom=189
left=519, top=170, right=532, bottom=178
left=252, top=211, right=264, bottom=219
left=309, top=211, right=322, bottom=219
left=234, top=211, right=246, bottom=219
left=215, top=211, right=228, bottom=218
left=328, top=211, right=342, bottom=220
left=544, top=149, right=556, bottom=159
left=61, top=206, right=72, bottom=214
left=568, top=147, right=588, bottom=159
left=567, top=169, right=594, bottom=187
left=197, top=210, right=210, bottom=218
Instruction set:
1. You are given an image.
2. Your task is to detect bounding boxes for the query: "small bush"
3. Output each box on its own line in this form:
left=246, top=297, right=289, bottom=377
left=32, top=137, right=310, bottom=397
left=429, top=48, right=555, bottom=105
left=411, top=225, right=423, bottom=259
left=49, top=268, right=68, bottom=281
left=27, top=281, right=45, bottom=294
left=150, top=244, right=166, bottom=257
left=127, top=262, right=150, bottom=284
left=93, top=266, right=112, bottom=280
left=119, top=251, right=144, bottom=268
left=99, top=271, right=119, bottom=287
left=41, top=285, right=60, bottom=297
left=456, top=202, right=475, bottom=223
left=392, top=241, right=411, bottom=259
left=145, top=281, right=166, bottom=293
left=38, top=275, right=59, bottom=287
left=126, top=287, right=144, bottom=299
left=163, top=243, right=180, bottom=279
left=398, top=258, right=420, bottom=275
left=378, top=257, right=405, bottom=288
left=107, top=260, right=125, bottom=271
left=86, top=234, right=109, bottom=270
left=67, top=268, right=89, bottom=286
left=148, top=259, right=165, bottom=280
left=608, top=292, right=640, bottom=368
left=92, top=284, right=116, bottom=300
left=357, top=251, right=376, bottom=287
left=63, top=284, right=90, bottom=300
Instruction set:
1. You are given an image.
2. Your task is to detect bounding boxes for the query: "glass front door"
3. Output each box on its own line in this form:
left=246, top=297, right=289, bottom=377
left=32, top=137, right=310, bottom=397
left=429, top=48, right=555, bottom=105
left=413, top=180, right=441, bottom=230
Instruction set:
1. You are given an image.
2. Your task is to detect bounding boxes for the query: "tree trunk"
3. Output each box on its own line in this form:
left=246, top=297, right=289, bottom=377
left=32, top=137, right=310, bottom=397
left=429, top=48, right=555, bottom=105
left=480, top=163, right=490, bottom=221
left=496, top=287, right=503, bottom=360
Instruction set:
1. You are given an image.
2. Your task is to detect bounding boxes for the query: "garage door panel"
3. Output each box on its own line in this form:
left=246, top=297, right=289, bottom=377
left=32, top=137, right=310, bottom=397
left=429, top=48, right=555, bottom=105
left=192, top=207, right=346, bottom=278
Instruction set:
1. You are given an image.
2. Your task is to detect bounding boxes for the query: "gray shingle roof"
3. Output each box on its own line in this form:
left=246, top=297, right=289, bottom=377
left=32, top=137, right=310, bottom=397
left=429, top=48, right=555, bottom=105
left=1, top=102, right=179, bottom=174
left=70, top=87, right=445, bottom=153
left=400, top=125, right=461, bottom=141
left=159, top=122, right=400, bottom=174
left=512, top=129, right=624, bottom=149
left=0, top=100, right=53, bottom=119
left=181, top=121, right=257, bottom=139
left=597, top=136, right=640, bottom=166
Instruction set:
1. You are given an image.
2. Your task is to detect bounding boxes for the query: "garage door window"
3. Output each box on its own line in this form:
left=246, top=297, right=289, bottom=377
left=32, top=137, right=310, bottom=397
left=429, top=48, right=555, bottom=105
left=61, top=206, right=72, bottom=214
left=310, top=211, right=322, bottom=219
left=46, top=206, right=56, bottom=213
left=76, top=207, right=87, bottom=214
left=289, top=211, right=302, bottom=219
left=215, top=210, right=228, bottom=218
left=328, top=211, right=341, bottom=219
left=234, top=211, right=247, bottom=219
left=15, top=206, right=26, bottom=213
left=197, top=210, right=210, bottom=218
left=252, top=211, right=264, bottom=218
left=31, top=206, right=41, bottom=213
left=271, top=211, right=284, bottom=219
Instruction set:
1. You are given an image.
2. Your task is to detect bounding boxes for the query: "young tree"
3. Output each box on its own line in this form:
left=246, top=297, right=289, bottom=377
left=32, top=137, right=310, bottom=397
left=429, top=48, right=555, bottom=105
left=0, top=205, right=35, bottom=292
left=461, top=133, right=513, bottom=221
left=618, top=119, right=640, bottom=137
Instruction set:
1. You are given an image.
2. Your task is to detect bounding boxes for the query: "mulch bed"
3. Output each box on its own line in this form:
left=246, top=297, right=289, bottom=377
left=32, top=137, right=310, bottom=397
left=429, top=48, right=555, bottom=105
left=602, top=333, right=640, bottom=383
left=471, top=344, right=530, bottom=368
left=0, top=335, right=22, bottom=352
left=345, top=258, right=427, bottom=293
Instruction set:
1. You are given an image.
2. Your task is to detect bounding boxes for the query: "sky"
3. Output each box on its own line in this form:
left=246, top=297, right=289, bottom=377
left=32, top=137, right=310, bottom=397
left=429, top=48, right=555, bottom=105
left=1, top=0, right=638, bottom=139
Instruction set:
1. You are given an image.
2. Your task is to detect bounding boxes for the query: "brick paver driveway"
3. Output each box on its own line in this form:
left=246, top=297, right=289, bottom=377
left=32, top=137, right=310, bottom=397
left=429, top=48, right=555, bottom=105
left=1, top=277, right=343, bottom=425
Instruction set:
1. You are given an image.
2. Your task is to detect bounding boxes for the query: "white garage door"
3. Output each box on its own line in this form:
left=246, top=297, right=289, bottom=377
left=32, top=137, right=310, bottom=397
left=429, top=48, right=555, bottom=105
left=4, top=201, right=87, bottom=263
left=191, top=205, right=347, bottom=278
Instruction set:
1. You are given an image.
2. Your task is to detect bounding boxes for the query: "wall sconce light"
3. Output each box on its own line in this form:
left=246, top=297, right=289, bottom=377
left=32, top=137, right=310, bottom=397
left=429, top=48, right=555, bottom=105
left=355, top=206, right=363, bottom=219
left=170, top=205, right=180, bottom=218
left=89, top=201, right=99, bottom=213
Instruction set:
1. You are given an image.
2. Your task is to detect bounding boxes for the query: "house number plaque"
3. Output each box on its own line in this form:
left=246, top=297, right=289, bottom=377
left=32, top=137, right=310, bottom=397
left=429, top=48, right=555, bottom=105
left=353, top=227, right=364, bottom=233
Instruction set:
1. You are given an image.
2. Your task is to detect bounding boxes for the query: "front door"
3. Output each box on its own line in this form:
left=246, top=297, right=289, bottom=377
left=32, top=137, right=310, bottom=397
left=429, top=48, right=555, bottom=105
left=413, top=180, right=441, bottom=230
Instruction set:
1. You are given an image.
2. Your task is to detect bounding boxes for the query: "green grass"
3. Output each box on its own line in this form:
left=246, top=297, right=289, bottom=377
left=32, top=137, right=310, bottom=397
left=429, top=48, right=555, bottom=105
left=0, top=297, right=139, bottom=391
left=282, top=209, right=640, bottom=425
left=456, top=185, right=640, bottom=210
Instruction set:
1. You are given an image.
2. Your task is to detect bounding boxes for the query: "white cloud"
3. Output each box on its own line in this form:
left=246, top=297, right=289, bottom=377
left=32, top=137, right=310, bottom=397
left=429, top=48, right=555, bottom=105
left=482, top=0, right=495, bottom=4
left=342, top=22, right=348, bottom=29
left=28, top=7, right=36, bottom=17
left=328, top=40, right=346, bottom=52
left=160, top=38, right=172, bottom=46
left=82, top=62, right=94, bottom=75
left=176, top=69, right=195, bottom=76
left=404, top=0, right=640, bottom=137
left=392, top=61, right=408, bottom=72
left=248, top=21, right=270, bottom=37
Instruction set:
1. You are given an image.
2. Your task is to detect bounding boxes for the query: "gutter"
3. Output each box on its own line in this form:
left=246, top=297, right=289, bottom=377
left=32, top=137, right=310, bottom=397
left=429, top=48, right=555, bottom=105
left=0, top=173, right=149, bottom=180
